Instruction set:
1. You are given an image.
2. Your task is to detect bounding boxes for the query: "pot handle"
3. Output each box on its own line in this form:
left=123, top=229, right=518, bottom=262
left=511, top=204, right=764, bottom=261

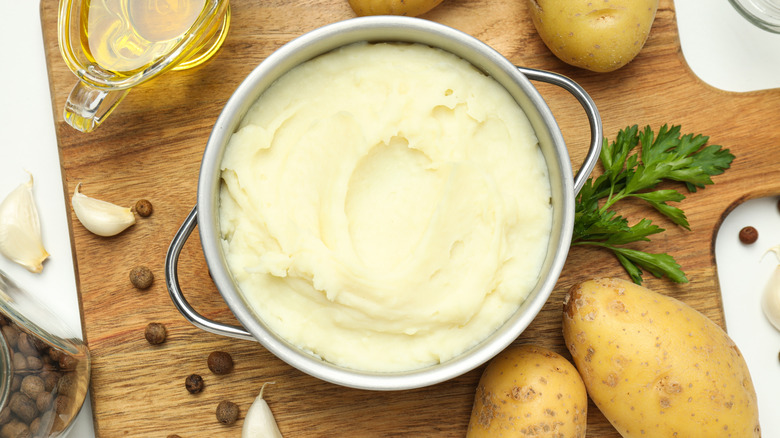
left=518, top=67, right=602, bottom=195
left=165, top=206, right=256, bottom=341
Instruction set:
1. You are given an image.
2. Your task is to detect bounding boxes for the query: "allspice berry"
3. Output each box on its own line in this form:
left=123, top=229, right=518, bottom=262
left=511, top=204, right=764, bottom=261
left=216, top=400, right=239, bottom=425
left=144, top=322, right=167, bottom=345
left=130, top=266, right=154, bottom=290
left=9, top=392, right=37, bottom=423
left=36, top=392, right=53, bottom=412
left=134, top=199, right=153, bottom=217
left=20, top=375, right=45, bottom=399
left=1, top=420, right=30, bottom=438
left=58, top=353, right=78, bottom=371
left=185, top=374, right=204, bottom=394
left=207, top=351, right=234, bottom=375
left=739, top=226, right=758, bottom=244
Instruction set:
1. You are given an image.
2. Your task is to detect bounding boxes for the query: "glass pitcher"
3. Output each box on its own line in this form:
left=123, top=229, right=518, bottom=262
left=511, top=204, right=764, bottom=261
left=57, top=0, right=231, bottom=133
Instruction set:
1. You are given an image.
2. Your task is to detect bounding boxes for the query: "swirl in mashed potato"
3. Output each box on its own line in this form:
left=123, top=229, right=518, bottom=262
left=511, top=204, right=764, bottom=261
left=219, top=42, right=552, bottom=372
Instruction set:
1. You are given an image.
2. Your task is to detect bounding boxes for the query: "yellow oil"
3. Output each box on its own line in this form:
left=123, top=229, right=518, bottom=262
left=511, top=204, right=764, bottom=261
left=81, top=0, right=207, bottom=73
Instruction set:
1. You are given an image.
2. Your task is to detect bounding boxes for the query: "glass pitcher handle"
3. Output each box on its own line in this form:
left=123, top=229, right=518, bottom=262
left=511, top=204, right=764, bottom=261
left=63, top=81, right=129, bottom=133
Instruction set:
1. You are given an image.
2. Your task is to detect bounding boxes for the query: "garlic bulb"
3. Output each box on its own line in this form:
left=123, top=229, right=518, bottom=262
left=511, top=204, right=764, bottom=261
left=761, top=245, right=780, bottom=332
left=0, top=175, right=50, bottom=273
left=242, top=382, right=283, bottom=438
left=71, top=183, right=135, bottom=237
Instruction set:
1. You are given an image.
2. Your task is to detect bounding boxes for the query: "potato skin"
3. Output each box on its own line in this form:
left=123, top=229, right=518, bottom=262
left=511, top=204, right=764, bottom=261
left=467, top=344, right=587, bottom=438
left=527, top=0, right=658, bottom=72
left=348, top=0, right=443, bottom=17
left=563, top=278, right=761, bottom=437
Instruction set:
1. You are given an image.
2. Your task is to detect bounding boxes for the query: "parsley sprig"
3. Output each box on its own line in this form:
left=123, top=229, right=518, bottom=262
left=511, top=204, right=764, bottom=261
left=572, top=124, right=735, bottom=284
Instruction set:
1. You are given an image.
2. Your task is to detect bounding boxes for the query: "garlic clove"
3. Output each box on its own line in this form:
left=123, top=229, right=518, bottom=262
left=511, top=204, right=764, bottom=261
left=0, top=175, right=50, bottom=273
left=242, top=382, right=283, bottom=438
left=71, top=183, right=136, bottom=237
left=761, top=245, right=780, bottom=332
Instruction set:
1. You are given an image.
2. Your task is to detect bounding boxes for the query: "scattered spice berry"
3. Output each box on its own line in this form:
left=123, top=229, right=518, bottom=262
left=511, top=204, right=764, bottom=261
left=144, top=322, right=167, bottom=345
left=135, top=199, right=153, bottom=217
left=185, top=374, right=204, bottom=394
left=207, top=351, right=234, bottom=375
left=216, top=400, right=239, bottom=425
left=739, top=226, right=758, bottom=244
left=167, top=435, right=182, bottom=438
left=129, top=266, right=154, bottom=290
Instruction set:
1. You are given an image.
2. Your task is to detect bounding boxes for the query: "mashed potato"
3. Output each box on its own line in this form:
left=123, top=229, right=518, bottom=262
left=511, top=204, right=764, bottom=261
left=219, top=42, right=552, bottom=372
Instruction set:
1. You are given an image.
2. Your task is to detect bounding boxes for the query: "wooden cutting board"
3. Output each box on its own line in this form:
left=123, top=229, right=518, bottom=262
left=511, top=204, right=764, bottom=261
left=39, top=0, right=780, bottom=436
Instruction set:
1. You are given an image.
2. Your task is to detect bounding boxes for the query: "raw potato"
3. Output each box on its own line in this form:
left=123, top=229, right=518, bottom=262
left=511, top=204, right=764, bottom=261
left=563, top=278, right=761, bottom=437
left=467, top=344, right=587, bottom=437
left=527, top=0, right=658, bottom=72
left=348, top=0, right=443, bottom=17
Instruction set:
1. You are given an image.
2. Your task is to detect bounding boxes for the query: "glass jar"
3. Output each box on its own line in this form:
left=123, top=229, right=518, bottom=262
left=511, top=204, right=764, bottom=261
left=0, top=271, right=90, bottom=437
left=729, top=0, right=780, bottom=33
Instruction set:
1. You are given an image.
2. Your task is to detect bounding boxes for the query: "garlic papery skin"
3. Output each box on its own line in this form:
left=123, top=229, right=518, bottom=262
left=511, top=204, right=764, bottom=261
left=761, top=245, right=780, bottom=332
left=71, top=183, right=135, bottom=237
left=0, top=175, right=50, bottom=273
left=242, top=382, right=283, bottom=438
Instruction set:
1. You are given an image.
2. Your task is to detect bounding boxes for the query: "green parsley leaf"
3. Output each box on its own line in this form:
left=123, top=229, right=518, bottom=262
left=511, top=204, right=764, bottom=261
left=572, top=124, right=734, bottom=284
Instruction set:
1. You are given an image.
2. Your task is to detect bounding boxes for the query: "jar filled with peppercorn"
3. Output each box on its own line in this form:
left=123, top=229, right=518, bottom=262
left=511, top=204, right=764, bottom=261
left=0, top=271, right=90, bottom=437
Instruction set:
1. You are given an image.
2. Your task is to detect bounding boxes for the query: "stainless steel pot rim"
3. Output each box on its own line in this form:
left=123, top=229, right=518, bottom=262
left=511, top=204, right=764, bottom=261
left=166, top=15, right=602, bottom=391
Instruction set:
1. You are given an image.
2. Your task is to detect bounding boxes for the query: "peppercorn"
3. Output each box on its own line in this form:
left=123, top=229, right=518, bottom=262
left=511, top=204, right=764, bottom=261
left=54, top=394, right=71, bottom=414
left=47, top=348, right=61, bottom=363
left=9, top=392, right=37, bottom=423
left=12, top=354, right=26, bottom=372
left=207, top=351, right=234, bottom=375
left=36, top=392, right=53, bottom=412
left=1, top=325, right=18, bottom=349
left=185, top=374, right=204, bottom=394
left=57, top=373, right=76, bottom=397
left=58, top=352, right=78, bottom=370
left=129, top=266, right=154, bottom=290
left=40, top=371, right=59, bottom=393
left=17, top=333, right=38, bottom=357
left=1, top=420, right=30, bottom=438
left=26, top=355, right=43, bottom=371
left=167, top=435, right=183, bottom=438
left=739, top=226, right=758, bottom=244
left=0, top=407, right=10, bottom=426
left=20, top=375, right=45, bottom=400
left=216, top=400, right=239, bottom=425
left=10, top=376, right=20, bottom=393
left=144, top=322, right=167, bottom=345
left=134, top=199, right=153, bottom=217
left=29, top=417, right=41, bottom=436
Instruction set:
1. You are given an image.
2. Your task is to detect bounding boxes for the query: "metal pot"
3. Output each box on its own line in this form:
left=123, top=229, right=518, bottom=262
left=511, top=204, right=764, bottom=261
left=166, top=16, right=601, bottom=391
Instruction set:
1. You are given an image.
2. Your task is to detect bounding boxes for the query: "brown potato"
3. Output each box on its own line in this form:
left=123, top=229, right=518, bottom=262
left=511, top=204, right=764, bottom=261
left=348, top=0, right=443, bottom=17
left=467, top=344, right=587, bottom=437
left=563, top=278, right=761, bottom=437
left=527, top=0, right=658, bottom=72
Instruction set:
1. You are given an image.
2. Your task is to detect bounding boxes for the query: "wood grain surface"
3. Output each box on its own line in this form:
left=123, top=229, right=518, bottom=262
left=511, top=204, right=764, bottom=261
left=39, top=0, right=780, bottom=436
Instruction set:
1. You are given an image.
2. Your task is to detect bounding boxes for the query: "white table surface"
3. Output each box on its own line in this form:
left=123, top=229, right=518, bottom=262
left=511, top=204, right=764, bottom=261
left=0, top=1, right=96, bottom=436
left=0, top=1, right=776, bottom=437
left=715, top=197, right=780, bottom=437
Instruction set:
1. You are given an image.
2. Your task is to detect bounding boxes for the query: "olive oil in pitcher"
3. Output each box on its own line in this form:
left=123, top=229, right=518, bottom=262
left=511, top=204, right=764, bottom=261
left=57, top=0, right=229, bottom=131
left=79, top=0, right=209, bottom=74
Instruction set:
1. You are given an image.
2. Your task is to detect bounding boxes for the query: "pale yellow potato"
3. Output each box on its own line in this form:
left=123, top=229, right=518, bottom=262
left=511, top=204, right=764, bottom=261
left=527, top=0, right=658, bottom=72
left=563, top=278, right=761, bottom=437
left=348, top=0, right=443, bottom=17
left=467, top=344, right=587, bottom=438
